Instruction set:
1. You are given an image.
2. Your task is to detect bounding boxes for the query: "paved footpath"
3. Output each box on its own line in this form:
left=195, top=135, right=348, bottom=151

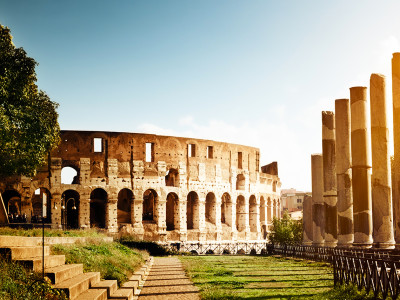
left=138, top=256, right=200, bottom=300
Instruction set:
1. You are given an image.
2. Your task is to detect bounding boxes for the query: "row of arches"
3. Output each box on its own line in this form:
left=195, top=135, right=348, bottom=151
left=1, top=188, right=281, bottom=232
left=60, top=166, right=279, bottom=193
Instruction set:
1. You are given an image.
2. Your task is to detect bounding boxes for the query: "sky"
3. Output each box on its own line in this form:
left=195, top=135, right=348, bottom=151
left=1, top=0, right=400, bottom=191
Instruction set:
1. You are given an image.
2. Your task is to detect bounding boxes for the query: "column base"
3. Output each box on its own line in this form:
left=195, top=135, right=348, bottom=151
left=324, top=241, right=337, bottom=248
left=312, top=242, right=325, bottom=247
left=302, top=241, right=313, bottom=246
left=373, top=241, right=395, bottom=249
left=351, top=243, right=373, bottom=249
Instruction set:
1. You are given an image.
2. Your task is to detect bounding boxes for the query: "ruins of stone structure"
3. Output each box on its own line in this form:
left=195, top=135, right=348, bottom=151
left=306, top=53, right=400, bottom=249
left=0, top=131, right=281, bottom=242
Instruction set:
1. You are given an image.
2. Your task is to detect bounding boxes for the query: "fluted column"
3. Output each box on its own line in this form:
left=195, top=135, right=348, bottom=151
left=312, top=154, right=325, bottom=246
left=302, top=194, right=313, bottom=246
left=335, top=99, right=354, bottom=247
left=392, top=53, right=400, bottom=247
left=350, top=86, right=373, bottom=248
left=322, top=111, right=338, bottom=247
left=370, top=74, right=395, bottom=248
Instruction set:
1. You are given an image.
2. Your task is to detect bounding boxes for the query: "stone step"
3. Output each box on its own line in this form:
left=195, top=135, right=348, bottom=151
left=76, top=288, right=107, bottom=300
left=120, top=280, right=138, bottom=293
left=16, top=254, right=65, bottom=272
left=134, top=269, right=146, bottom=280
left=128, top=274, right=141, bottom=285
left=109, top=288, right=133, bottom=300
left=54, top=271, right=100, bottom=300
left=0, top=246, right=50, bottom=259
left=0, top=235, right=41, bottom=247
left=46, top=263, right=83, bottom=284
left=91, top=280, right=118, bottom=298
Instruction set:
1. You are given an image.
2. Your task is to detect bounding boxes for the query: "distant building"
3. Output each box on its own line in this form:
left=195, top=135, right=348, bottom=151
left=280, top=188, right=311, bottom=219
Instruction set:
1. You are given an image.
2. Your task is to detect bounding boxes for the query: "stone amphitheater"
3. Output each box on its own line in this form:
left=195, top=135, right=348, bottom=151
left=0, top=130, right=281, bottom=242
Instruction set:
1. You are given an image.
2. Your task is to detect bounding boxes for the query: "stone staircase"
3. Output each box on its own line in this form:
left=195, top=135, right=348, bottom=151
left=0, top=236, right=153, bottom=300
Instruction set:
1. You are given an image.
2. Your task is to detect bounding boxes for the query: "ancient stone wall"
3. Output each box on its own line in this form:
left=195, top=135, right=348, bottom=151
left=0, top=131, right=281, bottom=242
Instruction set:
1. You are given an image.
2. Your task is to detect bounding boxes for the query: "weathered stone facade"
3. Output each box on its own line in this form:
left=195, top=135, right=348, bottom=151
left=0, top=131, right=281, bottom=242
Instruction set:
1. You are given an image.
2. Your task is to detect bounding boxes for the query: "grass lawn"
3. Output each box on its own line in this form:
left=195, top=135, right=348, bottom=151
left=180, top=255, right=334, bottom=299
left=0, top=227, right=108, bottom=237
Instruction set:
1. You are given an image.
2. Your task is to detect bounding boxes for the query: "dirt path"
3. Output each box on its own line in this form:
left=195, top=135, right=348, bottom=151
left=138, top=256, right=200, bottom=300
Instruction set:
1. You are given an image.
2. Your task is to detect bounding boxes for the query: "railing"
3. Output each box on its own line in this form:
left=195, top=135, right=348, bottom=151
left=266, top=243, right=400, bottom=299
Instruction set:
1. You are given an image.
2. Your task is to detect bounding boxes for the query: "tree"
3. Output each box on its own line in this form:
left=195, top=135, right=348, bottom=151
left=268, top=211, right=303, bottom=245
left=0, top=24, right=60, bottom=177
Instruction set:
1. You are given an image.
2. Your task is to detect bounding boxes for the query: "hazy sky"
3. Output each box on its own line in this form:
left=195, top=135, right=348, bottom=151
left=2, top=0, right=400, bottom=191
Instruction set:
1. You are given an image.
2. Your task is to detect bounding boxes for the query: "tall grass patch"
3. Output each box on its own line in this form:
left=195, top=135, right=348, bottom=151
left=51, top=241, right=148, bottom=286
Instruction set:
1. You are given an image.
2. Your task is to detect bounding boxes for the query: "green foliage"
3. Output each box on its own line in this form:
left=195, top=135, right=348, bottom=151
left=0, top=258, right=66, bottom=299
left=268, top=211, right=303, bottom=245
left=0, top=24, right=60, bottom=177
left=51, top=241, right=148, bottom=286
left=310, top=284, right=376, bottom=300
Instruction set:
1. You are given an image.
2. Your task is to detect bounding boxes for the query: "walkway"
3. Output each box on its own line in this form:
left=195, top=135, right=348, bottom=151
left=138, top=256, right=200, bottom=300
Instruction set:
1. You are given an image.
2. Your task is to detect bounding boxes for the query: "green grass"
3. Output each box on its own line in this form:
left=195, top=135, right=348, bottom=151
left=180, top=255, right=377, bottom=300
left=0, top=258, right=67, bottom=300
left=180, top=255, right=334, bottom=299
left=51, top=241, right=148, bottom=286
left=0, top=227, right=108, bottom=237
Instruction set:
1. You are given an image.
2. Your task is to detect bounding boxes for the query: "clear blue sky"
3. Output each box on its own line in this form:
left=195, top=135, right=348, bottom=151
left=2, top=0, right=400, bottom=191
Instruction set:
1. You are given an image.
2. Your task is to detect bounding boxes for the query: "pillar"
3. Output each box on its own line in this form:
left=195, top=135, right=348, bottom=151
left=51, top=194, right=62, bottom=229
left=350, top=86, right=373, bottom=248
left=322, top=111, right=338, bottom=247
left=392, top=53, right=400, bottom=247
left=370, top=74, right=395, bottom=249
left=177, top=198, right=187, bottom=241
left=312, top=154, right=324, bottom=247
left=302, top=194, right=313, bottom=246
left=335, top=99, right=354, bottom=247
left=131, top=193, right=144, bottom=238
left=198, top=196, right=206, bottom=241
left=106, top=198, right=118, bottom=233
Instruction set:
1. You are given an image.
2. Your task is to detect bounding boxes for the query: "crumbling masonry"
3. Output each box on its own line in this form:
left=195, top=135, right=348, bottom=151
left=0, top=131, right=281, bottom=242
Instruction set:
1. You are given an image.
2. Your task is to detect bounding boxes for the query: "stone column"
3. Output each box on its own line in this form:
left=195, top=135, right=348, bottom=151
left=132, top=196, right=144, bottom=238
left=156, top=198, right=167, bottom=240
left=335, top=99, right=354, bottom=247
left=322, top=111, right=338, bottom=247
left=392, top=53, right=400, bottom=247
left=302, top=194, right=313, bottom=246
left=198, top=196, right=206, bottom=241
left=312, top=154, right=324, bottom=247
left=79, top=195, right=90, bottom=230
left=370, top=74, right=395, bottom=249
left=51, top=193, right=62, bottom=229
left=177, top=199, right=187, bottom=242
left=350, top=86, right=373, bottom=248
left=106, top=198, right=118, bottom=233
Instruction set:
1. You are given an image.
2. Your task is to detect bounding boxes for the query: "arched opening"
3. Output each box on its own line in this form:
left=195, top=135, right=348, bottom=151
left=143, top=189, right=157, bottom=221
left=31, top=188, right=52, bottom=223
left=249, top=195, right=257, bottom=232
left=90, top=188, right=107, bottom=228
left=236, top=195, right=246, bottom=231
left=166, top=192, right=178, bottom=231
left=2, top=190, right=22, bottom=222
left=187, top=191, right=199, bottom=230
left=61, top=190, right=80, bottom=229
left=205, top=192, right=216, bottom=224
left=236, top=174, right=245, bottom=190
left=61, top=166, right=79, bottom=184
left=165, top=168, right=179, bottom=187
left=221, top=193, right=231, bottom=226
left=117, top=188, right=133, bottom=226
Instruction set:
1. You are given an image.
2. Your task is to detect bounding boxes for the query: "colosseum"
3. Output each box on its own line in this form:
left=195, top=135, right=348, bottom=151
left=0, top=130, right=281, bottom=242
